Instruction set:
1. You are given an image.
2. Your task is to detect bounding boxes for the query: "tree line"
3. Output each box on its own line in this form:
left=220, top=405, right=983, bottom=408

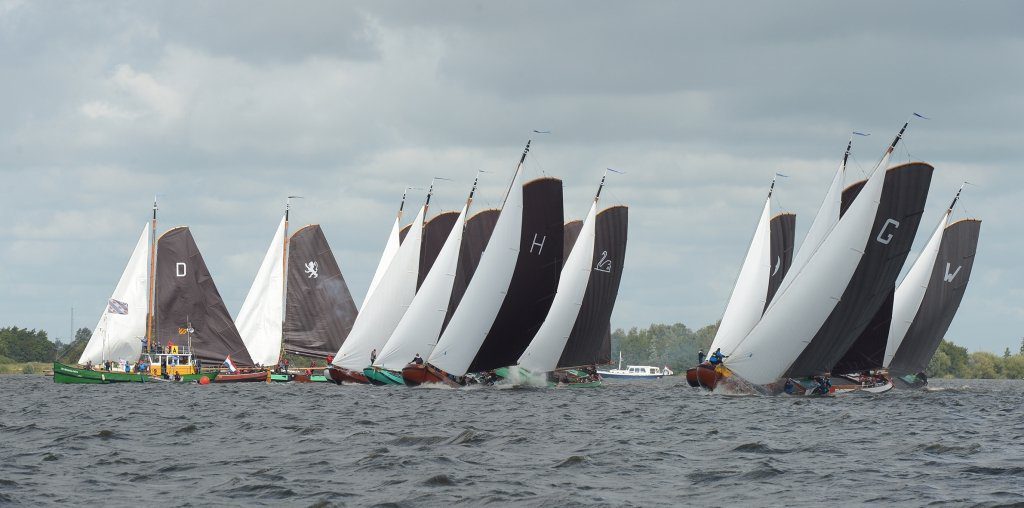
left=0, top=326, right=91, bottom=365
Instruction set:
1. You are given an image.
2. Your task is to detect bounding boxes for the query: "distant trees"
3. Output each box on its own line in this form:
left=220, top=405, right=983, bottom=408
left=927, top=339, right=1024, bottom=379
left=611, top=322, right=717, bottom=371
left=0, top=327, right=59, bottom=363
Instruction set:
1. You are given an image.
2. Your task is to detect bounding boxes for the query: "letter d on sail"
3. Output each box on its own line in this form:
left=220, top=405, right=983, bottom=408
left=876, top=218, right=900, bottom=245
left=944, top=262, right=962, bottom=283
left=176, top=262, right=187, bottom=277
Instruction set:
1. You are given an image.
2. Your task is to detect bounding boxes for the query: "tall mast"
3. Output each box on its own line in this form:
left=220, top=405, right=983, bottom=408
left=146, top=196, right=158, bottom=352
left=279, top=196, right=302, bottom=365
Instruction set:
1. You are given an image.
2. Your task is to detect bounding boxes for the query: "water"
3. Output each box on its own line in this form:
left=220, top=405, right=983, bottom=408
left=1, top=376, right=1022, bottom=507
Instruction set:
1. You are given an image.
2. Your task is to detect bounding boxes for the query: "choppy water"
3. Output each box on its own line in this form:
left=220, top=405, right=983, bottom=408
left=1, top=376, right=1022, bottom=507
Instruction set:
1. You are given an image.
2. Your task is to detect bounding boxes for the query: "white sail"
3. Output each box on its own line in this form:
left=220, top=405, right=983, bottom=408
left=332, top=205, right=424, bottom=370
left=362, top=215, right=402, bottom=312
left=376, top=203, right=469, bottom=370
left=518, top=199, right=598, bottom=373
left=79, top=223, right=150, bottom=364
left=788, top=155, right=846, bottom=282
left=883, top=211, right=949, bottom=368
left=709, top=195, right=772, bottom=355
left=726, top=153, right=890, bottom=386
left=235, top=215, right=287, bottom=366
left=428, top=159, right=526, bottom=376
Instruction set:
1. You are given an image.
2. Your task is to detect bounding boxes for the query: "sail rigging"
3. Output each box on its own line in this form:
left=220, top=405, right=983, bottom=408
left=235, top=215, right=287, bottom=366
left=362, top=192, right=407, bottom=312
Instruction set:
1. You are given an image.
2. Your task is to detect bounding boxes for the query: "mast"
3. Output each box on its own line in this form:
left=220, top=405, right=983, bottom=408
left=146, top=196, right=157, bottom=352
left=278, top=196, right=302, bottom=366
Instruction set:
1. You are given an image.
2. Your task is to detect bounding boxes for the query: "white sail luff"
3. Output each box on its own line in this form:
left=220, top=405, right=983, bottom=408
left=726, top=155, right=889, bottom=385
left=788, top=158, right=846, bottom=283
left=362, top=216, right=402, bottom=312
left=709, top=196, right=772, bottom=355
left=376, top=203, right=468, bottom=370
left=79, top=223, right=150, bottom=364
left=518, top=200, right=598, bottom=373
left=428, top=163, right=525, bottom=376
left=883, top=211, right=949, bottom=368
left=332, top=205, right=424, bottom=370
left=235, top=215, right=287, bottom=366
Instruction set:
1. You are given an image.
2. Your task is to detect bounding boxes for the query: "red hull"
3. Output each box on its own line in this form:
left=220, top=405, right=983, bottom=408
left=685, top=368, right=700, bottom=387
left=327, top=366, right=369, bottom=385
left=695, top=364, right=720, bottom=390
left=215, top=371, right=268, bottom=383
left=401, top=363, right=457, bottom=387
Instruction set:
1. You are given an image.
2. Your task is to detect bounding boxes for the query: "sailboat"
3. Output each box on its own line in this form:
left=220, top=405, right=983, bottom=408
left=870, top=189, right=981, bottom=387
left=554, top=204, right=629, bottom=376
left=328, top=187, right=429, bottom=383
left=235, top=199, right=360, bottom=382
left=406, top=141, right=565, bottom=386
left=367, top=176, right=483, bottom=385
left=712, top=121, right=914, bottom=393
left=687, top=176, right=793, bottom=388
left=509, top=173, right=622, bottom=386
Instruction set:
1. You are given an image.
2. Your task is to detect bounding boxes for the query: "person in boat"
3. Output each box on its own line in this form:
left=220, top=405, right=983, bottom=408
left=370, top=348, right=378, bottom=364
left=783, top=378, right=796, bottom=395
left=697, top=349, right=706, bottom=365
left=173, top=372, right=181, bottom=382
left=413, top=353, right=424, bottom=365
left=326, top=354, right=334, bottom=364
left=708, top=348, right=727, bottom=366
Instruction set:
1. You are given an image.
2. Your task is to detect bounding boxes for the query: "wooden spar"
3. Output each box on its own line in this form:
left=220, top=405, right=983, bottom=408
left=279, top=196, right=302, bottom=365
left=146, top=197, right=158, bottom=352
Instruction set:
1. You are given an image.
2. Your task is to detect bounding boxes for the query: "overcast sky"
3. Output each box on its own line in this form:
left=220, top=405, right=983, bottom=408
left=1, top=1, right=1021, bottom=354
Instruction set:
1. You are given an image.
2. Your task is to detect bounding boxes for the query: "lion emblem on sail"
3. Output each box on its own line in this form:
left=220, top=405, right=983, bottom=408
left=304, top=261, right=319, bottom=279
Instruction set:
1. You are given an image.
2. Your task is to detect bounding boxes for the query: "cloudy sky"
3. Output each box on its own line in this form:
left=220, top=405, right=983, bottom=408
left=1, top=1, right=1021, bottom=354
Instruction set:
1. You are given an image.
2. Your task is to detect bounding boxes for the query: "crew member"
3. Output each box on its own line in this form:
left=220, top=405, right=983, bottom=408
left=708, top=348, right=727, bottom=366
left=413, top=353, right=424, bottom=365
left=697, top=349, right=706, bottom=364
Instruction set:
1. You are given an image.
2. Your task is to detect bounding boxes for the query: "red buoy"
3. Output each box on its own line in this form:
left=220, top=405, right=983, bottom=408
left=198, top=376, right=210, bottom=385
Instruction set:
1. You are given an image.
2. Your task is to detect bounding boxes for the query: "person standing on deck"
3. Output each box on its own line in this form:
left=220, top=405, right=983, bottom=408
left=370, top=348, right=377, bottom=365
left=697, top=349, right=706, bottom=364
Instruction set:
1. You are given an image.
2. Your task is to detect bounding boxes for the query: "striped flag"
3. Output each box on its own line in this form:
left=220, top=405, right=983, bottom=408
left=107, top=299, right=128, bottom=315
left=223, top=356, right=237, bottom=374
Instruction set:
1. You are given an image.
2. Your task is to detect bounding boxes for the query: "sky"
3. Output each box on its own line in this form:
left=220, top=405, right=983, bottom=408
left=1, top=1, right=1021, bottom=354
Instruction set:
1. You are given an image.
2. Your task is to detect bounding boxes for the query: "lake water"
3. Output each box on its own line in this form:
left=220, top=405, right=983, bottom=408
left=1, top=376, right=1022, bottom=506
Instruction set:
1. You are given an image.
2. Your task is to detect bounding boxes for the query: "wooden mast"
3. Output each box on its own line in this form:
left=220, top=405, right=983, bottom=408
left=145, top=197, right=158, bottom=353
left=278, top=196, right=302, bottom=367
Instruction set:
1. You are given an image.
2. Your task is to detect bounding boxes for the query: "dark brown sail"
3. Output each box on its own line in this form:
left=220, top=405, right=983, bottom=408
left=888, top=219, right=981, bottom=375
left=557, top=206, right=629, bottom=369
left=155, top=227, right=254, bottom=366
left=467, top=177, right=564, bottom=373
left=418, top=211, right=459, bottom=290
left=766, top=213, right=796, bottom=312
left=283, top=225, right=358, bottom=359
left=786, top=162, right=933, bottom=377
left=831, top=287, right=894, bottom=373
left=442, top=209, right=499, bottom=333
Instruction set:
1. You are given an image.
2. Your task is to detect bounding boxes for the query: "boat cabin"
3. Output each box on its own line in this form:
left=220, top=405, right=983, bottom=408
left=144, top=344, right=198, bottom=378
left=626, top=366, right=663, bottom=375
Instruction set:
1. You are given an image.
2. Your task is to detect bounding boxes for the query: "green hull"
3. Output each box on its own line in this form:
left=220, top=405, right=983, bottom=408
left=493, top=366, right=602, bottom=388
left=363, top=367, right=404, bottom=385
left=310, top=375, right=328, bottom=382
left=52, top=362, right=217, bottom=384
left=270, top=374, right=291, bottom=382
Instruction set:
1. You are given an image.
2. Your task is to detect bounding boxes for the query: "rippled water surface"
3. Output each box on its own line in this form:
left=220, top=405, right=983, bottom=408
left=1, top=376, right=1022, bottom=506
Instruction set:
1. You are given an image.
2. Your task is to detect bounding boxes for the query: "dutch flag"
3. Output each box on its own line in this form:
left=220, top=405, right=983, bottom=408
left=223, top=356, right=237, bottom=374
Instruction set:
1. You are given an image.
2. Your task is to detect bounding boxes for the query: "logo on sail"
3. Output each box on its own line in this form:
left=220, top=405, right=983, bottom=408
left=943, top=262, right=962, bottom=283
left=529, top=234, right=547, bottom=255
left=305, top=261, right=319, bottom=279
left=176, top=262, right=187, bottom=277
left=595, top=250, right=613, bottom=273
left=772, top=256, right=781, bottom=276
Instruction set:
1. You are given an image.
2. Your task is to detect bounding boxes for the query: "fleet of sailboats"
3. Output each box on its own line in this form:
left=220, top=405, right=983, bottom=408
left=56, top=125, right=982, bottom=392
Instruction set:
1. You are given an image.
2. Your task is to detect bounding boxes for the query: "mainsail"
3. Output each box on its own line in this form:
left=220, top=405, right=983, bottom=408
left=443, top=209, right=499, bottom=333
left=332, top=202, right=425, bottom=371
left=785, top=162, right=933, bottom=377
left=887, top=215, right=981, bottom=374
left=155, top=227, right=254, bottom=366
left=725, top=124, right=908, bottom=386
left=419, top=211, right=459, bottom=290
left=766, top=213, right=796, bottom=311
left=79, top=223, right=151, bottom=364
left=518, top=179, right=602, bottom=373
left=235, top=215, right=286, bottom=366
left=283, top=225, right=358, bottom=358
left=466, top=177, right=564, bottom=373
left=556, top=206, right=628, bottom=369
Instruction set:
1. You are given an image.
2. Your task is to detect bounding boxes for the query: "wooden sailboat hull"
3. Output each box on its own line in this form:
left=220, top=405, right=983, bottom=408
left=53, top=362, right=149, bottom=383
left=363, top=367, right=404, bottom=385
left=327, top=366, right=370, bottom=384
left=214, top=371, right=269, bottom=383
left=685, top=367, right=700, bottom=387
left=401, top=363, right=458, bottom=387
left=694, top=364, right=721, bottom=390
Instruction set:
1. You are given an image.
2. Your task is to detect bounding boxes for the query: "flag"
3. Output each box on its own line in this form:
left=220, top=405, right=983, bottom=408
left=107, top=299, right=128, bottom=315
left=223, top=356, right=237, bottom=374
left=912, top=112, right=930, bottom=120
left=178, top=327, right=187, bottom=335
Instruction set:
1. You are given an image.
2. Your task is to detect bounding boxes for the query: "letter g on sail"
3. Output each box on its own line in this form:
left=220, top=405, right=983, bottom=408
left=875, top=218, right=900, bottom=245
